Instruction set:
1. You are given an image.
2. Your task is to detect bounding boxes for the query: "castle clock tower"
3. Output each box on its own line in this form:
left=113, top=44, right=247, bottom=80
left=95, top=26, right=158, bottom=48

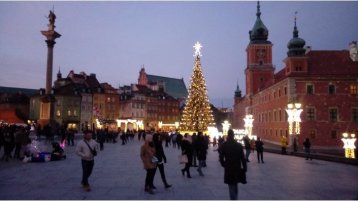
left=245, top=1, right=275, bottom=96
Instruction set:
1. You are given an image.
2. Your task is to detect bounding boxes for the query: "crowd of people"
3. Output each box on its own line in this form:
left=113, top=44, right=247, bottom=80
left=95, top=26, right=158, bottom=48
left=0, top=123, right=68, bottom=162
left=1, top=122, right=315, bottom=200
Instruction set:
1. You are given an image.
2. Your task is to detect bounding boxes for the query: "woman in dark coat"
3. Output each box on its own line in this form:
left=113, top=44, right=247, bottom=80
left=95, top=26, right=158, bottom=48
left=180, top=133, right=193, bottom=178
left=195, top=132, right=208, bottom=176
left=153, top=133, right=172, bottom=188
left=219, top=129, right=247, bottom=200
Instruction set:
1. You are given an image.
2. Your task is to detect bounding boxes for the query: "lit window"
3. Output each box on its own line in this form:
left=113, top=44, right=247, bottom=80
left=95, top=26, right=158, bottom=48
left=350, top=84, right=358, bottom=94
left=68, top=110, right=71, bottom=116
left=56, top=110, right=61, bottom=117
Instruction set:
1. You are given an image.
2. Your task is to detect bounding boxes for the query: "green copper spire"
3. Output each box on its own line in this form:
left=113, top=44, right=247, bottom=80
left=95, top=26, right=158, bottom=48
left=235, top=82, right=242, bottom=98
left=287, top=11, right=306, bottom=56
left=249, top=1, right=270, bottom=44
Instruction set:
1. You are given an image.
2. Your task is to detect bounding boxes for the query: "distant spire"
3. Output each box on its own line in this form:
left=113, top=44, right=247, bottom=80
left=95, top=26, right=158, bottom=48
left=57, top=66, right=62, bottom=79
left=256, top=1, right=261, bottom=18
left=235, top=81, right=242, bottom=98
left=293, top=11, right=298, bottom=38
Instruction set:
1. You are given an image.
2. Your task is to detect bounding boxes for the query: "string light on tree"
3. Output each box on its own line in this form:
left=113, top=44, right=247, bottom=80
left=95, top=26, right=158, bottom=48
left=180, top=41, right=215, bottom=132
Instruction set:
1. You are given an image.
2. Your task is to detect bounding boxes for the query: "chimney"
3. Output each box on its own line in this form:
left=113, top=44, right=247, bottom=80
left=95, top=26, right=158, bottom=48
left=349, top=41, right=358, bottom=62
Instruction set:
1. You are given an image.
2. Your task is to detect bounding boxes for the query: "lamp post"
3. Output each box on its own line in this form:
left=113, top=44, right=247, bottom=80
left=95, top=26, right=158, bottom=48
left=286, top=102, right=303, bottom=149
left=243, top=114, right=254, bottom=138
left=341, top=133, right=356, bottom=159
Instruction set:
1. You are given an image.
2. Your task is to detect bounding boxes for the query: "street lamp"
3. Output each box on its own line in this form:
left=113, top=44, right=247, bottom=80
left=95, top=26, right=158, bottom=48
left=286, top=102, right=303, bottom=147
left=243, top=114, right=254, bottom=138
left=222, top=120, right=231, bottom=136
left=341, top=133, right=356, bottom=159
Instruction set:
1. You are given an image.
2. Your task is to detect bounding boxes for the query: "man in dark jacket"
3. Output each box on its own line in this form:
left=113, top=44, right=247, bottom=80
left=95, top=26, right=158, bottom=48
left=219, top=129, right=247, bottom=200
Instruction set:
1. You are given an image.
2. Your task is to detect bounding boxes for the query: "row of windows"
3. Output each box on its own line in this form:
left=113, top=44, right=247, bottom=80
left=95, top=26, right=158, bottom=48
left=257, top=110, right=287, bottom=122
left=256, top=108, right=358, bottom=122
left=306, top=84, right=358, bottom=95
left=255, top=83, right=358, bottom=104
left=56, top=110, right=78, bottom=117
left=306, top=107, right=358, bottom=122
left=258, top=87, right=288, bottom=103
left=56, top=100, right=80, bottom=107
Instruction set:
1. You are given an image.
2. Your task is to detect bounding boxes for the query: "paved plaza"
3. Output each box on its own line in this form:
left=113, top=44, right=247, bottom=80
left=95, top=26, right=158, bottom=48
left=0, top=136, right=357, bottom=200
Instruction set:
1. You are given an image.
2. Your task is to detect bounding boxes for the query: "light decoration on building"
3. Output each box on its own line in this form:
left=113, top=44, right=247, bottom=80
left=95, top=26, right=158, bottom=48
left=93, top=106, right=103, bottom=126
left=341, top=133, right=356, bottom=159
left=180, top=42, right=215, bottom=132
left=95, top=118, right=103, bottom=129
left=116, top=119, right=143, bottom=131
left=243, top=114, right=254, bottom=137
left=158, top=121, right=180, bottom=130
left=222, top=120, right=231, bottom=136
left=207, top=126, right=221, bottom=140
left=286, top=103, right=303, bottom=135
left=233, top=129, right=246, bottom=145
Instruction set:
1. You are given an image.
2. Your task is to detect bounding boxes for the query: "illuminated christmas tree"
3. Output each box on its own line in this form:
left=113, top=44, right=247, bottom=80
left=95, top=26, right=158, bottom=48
left=180, top=42, right=215, bottom=132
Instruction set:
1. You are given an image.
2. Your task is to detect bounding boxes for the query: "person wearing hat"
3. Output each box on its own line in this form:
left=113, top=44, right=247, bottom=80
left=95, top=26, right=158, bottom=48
left=140, top=134, right=157, bottom=194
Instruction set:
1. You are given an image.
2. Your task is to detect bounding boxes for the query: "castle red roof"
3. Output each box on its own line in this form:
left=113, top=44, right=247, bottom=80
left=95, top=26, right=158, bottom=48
left=306, top=50, right=358, bottom=77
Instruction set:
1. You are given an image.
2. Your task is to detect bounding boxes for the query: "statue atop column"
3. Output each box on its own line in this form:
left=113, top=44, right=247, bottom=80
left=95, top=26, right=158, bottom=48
left=48, top=10, right=56, bottom=25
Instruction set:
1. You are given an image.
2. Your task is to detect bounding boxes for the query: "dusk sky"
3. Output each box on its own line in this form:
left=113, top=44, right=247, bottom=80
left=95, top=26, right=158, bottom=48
left=1, top=1, right=357, bottom=107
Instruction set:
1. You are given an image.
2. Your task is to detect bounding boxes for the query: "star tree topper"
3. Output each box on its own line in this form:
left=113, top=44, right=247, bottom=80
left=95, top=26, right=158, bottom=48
left=193, top=41, right=202, bottom=57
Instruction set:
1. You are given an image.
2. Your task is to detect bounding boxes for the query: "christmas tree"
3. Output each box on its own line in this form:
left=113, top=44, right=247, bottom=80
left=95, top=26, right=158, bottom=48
left=180, top=42, right=215, bottom=132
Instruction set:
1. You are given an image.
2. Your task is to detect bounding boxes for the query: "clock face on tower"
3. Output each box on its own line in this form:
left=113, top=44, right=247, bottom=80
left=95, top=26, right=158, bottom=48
left=257, top=49, right=265, bottom=59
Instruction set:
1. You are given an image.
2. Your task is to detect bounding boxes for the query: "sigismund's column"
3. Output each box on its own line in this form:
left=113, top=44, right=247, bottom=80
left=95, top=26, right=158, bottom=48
left=41, top=10, right=61, bottom=95
left=40, top=10, right=61, bottom=125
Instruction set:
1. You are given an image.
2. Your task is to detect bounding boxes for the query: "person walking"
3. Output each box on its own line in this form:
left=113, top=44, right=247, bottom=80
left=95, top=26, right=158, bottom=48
left=75, top=130, right=99, bottom=192
left=180, top=133, right=193, bottom=178
left=303, top=138, right=312, bottom=160
left=195, top=132, right=208, bottom=176
left=2, top=126, right=15, bottom=161
left=219, top=129, right=247, bottom=200
left=255, top=137, right=264, bottom=163
left=191, top=133, right=198, bottom=167
left=140, top=134, right=157, bottom=194
left=281, top=135, right=288, bottom=154
left=243, top=135, right=251, bottom=162
left=152, top=133, right=172, bottom=189
left=97, top=129, right=105, bottom=151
